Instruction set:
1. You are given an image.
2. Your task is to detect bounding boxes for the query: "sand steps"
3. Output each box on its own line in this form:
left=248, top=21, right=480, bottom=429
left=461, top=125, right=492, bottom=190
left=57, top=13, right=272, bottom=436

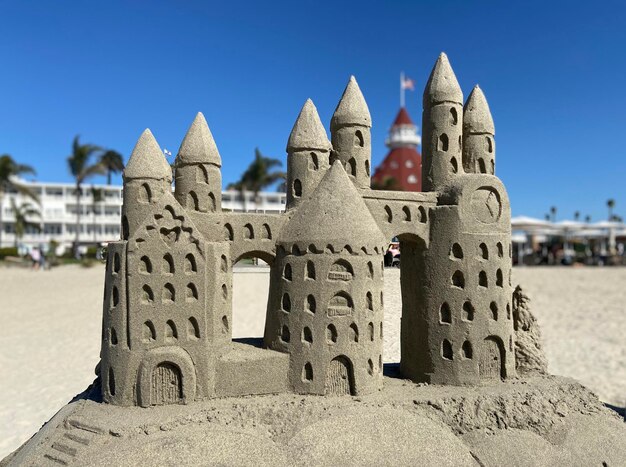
left=40, top=417, right=102, bottom=465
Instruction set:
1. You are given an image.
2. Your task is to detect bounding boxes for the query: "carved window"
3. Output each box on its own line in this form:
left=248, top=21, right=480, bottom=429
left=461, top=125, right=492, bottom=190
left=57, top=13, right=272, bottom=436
left=328, top=259, right=354, bottom=281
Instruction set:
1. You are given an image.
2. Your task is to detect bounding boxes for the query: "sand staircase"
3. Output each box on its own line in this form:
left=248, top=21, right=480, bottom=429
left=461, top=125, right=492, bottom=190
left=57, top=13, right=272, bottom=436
left=40, top=417, right=103, bottom=465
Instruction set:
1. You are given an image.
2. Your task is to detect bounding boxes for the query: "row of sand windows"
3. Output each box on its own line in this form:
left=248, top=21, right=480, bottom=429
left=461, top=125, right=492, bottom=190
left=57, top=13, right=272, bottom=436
left=281, top=290, right=381, bottom=314
left=138, top=253, right=197, bottom=275
left=185, top=191, right=218, bottom=212
left=439, top=301, right=511, bottom=323
left=278, top=244, right=383, bottom=256
left=223, top=223, right=272, bottom=241
left=108, top=317, right=203, bottom=346
left=140, top=283, right=199, bottom=304
left=300, top=355, right=382, bottom=383
left=450, top=242, right=506, bottom=261
left=451, top=269, right=505, bottom=289
left=384, top=205, right=428, bottom=224
left=282, top=259, right=382, bottom=282
left=281, top=321, right=383, bottom=346
left=441, top=339, right=473, bottom=360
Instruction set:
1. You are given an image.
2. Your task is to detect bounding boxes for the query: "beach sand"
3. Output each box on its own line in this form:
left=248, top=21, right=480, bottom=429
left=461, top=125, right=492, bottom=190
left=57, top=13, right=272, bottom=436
left=0, top=264, right=624, bottom=458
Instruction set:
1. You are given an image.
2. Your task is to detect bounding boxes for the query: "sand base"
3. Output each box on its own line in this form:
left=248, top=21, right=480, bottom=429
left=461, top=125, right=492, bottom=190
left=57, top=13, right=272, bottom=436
left=3, top=374, right=625, bottom=467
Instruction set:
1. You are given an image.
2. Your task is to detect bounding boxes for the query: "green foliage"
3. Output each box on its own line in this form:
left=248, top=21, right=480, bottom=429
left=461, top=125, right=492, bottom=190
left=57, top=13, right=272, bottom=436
left=0, top=247, right=18, bottom=259
left=10, top=199, right=41, bottom=246
left=226, top=148, right=285, bottom=202
left=86, top=246, right=99, bottom=258
left=100, top=150, right=124, bottom=185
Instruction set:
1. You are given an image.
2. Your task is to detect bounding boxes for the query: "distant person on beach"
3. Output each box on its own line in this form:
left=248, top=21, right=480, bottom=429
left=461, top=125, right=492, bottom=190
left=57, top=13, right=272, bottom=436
left=30, top=247, right=41, bottom=270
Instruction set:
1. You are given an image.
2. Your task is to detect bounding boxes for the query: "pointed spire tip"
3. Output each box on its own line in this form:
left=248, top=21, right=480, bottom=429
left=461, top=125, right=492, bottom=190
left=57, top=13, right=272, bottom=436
left=176, top=112, right=222, bottom=166
left=331, top=75, right=371, bottom=129
left=287, top=98, right=331, bottom=152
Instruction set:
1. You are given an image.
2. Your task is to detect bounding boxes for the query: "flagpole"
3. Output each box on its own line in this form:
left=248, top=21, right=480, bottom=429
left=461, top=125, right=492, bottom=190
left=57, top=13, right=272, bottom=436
left=400, top=71, right=405, bottom=108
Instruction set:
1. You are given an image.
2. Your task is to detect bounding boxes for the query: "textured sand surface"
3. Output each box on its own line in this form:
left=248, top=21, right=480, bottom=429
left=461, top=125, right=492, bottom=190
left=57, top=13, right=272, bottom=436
left=0, top=265, right=624, bottom=458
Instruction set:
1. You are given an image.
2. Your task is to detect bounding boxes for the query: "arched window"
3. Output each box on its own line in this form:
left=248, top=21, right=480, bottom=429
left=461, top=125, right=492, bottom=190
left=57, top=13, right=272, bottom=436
left=187, top=317, right=201, bottom=339
left=450, top=243, right=463, bottom=259
left=347, top=158, right=357, bottom=177
left=305, top=260, right=315, bottom=280
left=479, top=271, right=488, bottom=288
left=162, top=283, right=175, bottom=303
left=142, top=320, right=156, bottom=342
left=442, top=339, right=453, bottom=360
left=188, top=191, right=199, bottom=211
left=438, top=133, right=449, bottom=152
left=302, top=327, right=313, bottom=344
left=402, top=206, right=411, bottom=221
left=306, top=295, right=316, bottom=314
left=452, top=270, right=465, bottom=289
left=283, top=263, right=292, bottom=281
left=440, top=302, right=451, bottom=323
left=309, top=152, right=319, bottom=171
left=165, top=320, right=178, bottom=341
left=186, top=283, right=198, bottom=302
left=479, top=243, right=489, bottom=260
left=354, top=130, right=364, bottom=147
left=302, top=362, right=313, bottom=382
left=139, top=183, right=151, bottom=204
left=139, top=256, right=152, bottom=274
left=185, top=253, right=197, bottom=273
left=293, top=179, right=302, bottom=198
left=462, top=341, right=473, bottom=359
left=463, top=301, right=475, bottom=321
left=163, top=254, right=175, bottom=275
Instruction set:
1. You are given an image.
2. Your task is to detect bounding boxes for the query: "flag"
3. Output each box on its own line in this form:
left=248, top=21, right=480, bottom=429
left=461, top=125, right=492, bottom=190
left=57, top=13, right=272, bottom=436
left=401, top=76, right=415, bottom=91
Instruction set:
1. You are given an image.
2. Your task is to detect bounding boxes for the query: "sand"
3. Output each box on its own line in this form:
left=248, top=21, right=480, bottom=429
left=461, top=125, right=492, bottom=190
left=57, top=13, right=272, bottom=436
left=0, top=264, right=624, bottom=458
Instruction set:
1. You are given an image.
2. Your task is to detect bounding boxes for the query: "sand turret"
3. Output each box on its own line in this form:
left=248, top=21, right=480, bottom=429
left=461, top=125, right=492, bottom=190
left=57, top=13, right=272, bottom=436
left=174, top=112, right=223, bottom=213
left=421, top=53, right=463, bottom=191
left=330, top=76, right=372, bottom=189
left=265, top=161, right=386, bottom=396
left=286, top=99, right=332, bottom=210
left=122, top=129, right=172, bottom=239
left=462, top=85, right=495, bottom=174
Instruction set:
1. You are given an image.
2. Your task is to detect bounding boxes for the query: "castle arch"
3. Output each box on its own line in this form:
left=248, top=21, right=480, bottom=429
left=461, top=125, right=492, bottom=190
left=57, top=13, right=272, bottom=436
left=479, top=336, right=505, bottom=380
left=325, top=355, right=354, bottom=395
left=137, top=347, right=197, bottom=407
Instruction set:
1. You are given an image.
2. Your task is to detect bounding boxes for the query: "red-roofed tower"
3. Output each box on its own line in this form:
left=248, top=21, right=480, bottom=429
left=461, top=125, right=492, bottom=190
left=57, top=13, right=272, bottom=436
left=371, top=107, right=422, bottom=191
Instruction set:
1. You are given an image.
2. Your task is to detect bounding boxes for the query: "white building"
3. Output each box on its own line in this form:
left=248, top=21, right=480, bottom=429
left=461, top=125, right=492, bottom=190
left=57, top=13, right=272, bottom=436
left=1, top=180, right=286, bottom=250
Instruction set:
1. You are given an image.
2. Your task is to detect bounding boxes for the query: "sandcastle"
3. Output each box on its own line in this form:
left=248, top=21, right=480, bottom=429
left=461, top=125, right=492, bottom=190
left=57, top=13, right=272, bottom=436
left=5, top=54, right=624, bottom=467
left=100, top=53, right=513, bottom=407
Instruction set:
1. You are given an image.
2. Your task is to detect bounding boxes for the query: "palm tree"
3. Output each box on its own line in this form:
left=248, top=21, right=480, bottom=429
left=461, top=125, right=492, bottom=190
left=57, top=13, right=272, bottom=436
left=10, top=199, right=41, bottom=247
left=0, top=154, right=38, bottom=248
left=550, top=206, right=557, bottom=222
left=90, top=186, right=104, bottom=242
left=585, top=215, right=591, bottom=223
left=574, top=211, right=580, bottom=221
left=67, top=136, right=105, bottom=255
left=226, top=148, right=285, bottom=211
left=100, top=150, right=124, bottom=185
left=607, top=199, right=615, bottom=220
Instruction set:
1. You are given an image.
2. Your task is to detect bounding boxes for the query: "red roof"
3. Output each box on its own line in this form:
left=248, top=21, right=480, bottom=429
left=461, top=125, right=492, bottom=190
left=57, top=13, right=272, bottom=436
left=371, top=146, right=422, bottom=192
left=392, top=107, right=414, bottom=126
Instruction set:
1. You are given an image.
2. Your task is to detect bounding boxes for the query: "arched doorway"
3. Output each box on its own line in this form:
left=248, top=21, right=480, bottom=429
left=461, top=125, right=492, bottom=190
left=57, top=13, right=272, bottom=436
left=151, top=362, right=183, bottom=405
left=231, top=250, right=275, bottom=345
left=379, top=233, right=427, bottom=379
left=325, top=355, right=354, bottom=395
left=479, top=336, right=505, bottom=380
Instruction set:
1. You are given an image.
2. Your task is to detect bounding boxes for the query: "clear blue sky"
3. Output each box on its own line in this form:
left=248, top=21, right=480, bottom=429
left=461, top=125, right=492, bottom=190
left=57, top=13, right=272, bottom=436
left=1, top=0, right=625, bottom=221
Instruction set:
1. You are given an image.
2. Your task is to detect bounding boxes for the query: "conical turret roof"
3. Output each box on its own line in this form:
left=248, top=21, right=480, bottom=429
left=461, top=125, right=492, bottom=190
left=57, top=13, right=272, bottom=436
left=124, top=129, right=172, bottom=180
left=331, top=76, right=372, bottom=129
left=176, top=112, right=222, bottom=166
left=279, top=161, right=386, bottom=252
left=287, top=99, right=332, bottom=152
left=463, top=85, right=494, bottom=134
left=423, top=53, right=463, bottom=107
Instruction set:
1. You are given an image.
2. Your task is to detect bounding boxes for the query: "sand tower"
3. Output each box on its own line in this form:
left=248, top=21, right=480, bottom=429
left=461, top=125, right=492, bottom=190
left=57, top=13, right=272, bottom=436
left=411, top=54, right=515, bottom=385
left=121, top=129, right=172, bottom=239
left=264, top=162, right=386, bottom=395
left=330, top=77, right=372, bottom=189
left=174, top=112, right=223, bottom=213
